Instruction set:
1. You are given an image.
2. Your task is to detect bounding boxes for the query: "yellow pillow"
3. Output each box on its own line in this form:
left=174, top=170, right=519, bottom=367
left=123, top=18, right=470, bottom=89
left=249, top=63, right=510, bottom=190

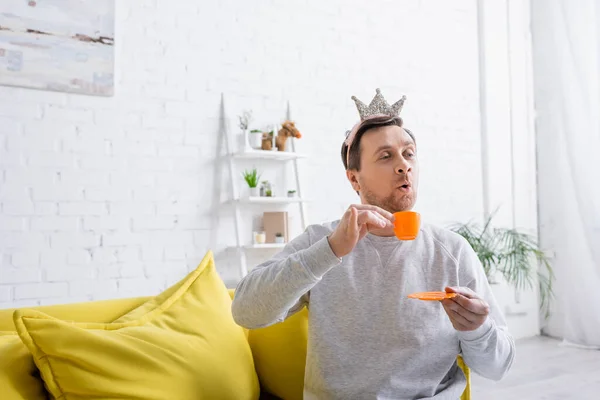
left=0, top=332, right=47, bottom=400
left=0, top=297, right=150, bottom=400
left=248, top=308, right=309, bottom=400
left=14, top=251, right=260, bottom=400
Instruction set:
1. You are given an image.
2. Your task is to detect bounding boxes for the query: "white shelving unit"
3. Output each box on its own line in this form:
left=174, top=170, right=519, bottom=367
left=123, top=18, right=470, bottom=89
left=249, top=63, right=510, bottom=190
left=223, top=98, right=309, bottom=277
left=232, top=149, right=308, bottom=161
left=229, top=196, right=308, bottom=205
left=244, top=243, right=286, bottom=250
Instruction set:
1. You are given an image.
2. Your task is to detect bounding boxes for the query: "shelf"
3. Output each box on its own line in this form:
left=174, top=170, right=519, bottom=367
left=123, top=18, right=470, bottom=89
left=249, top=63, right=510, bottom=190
left=244, top=243, right=286, bottom=249
left=231, top=149, right=307, bottom=161
left=230, top=196, right=308, bottom=205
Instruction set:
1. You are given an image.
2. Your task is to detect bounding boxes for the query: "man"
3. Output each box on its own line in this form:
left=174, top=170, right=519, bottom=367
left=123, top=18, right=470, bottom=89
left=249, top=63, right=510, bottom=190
left=232, top=88, right=515, bottom=399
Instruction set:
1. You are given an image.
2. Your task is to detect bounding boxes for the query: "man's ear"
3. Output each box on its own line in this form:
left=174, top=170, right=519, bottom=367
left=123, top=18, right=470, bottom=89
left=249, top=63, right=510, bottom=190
left=346, top=169, right=360, bottom=193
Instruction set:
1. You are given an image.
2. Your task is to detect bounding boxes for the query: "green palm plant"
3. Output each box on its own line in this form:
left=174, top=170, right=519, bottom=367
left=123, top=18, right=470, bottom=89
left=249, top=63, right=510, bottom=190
left=449, top=213, right=555, bottom=318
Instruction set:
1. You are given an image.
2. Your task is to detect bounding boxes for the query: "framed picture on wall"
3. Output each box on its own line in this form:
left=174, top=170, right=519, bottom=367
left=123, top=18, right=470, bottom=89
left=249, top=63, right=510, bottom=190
left=0, top=0, right=115, bottom=96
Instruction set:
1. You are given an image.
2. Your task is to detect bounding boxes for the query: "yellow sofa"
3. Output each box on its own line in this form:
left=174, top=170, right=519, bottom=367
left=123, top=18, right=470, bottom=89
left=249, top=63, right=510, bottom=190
left=0, top=297, right=471, bottom=400
left=0, top=254, right=471, bottom=400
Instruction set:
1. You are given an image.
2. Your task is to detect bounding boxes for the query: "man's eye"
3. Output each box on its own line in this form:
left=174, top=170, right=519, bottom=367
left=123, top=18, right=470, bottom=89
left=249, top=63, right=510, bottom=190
left=406, top=152, right=415, bottom=158
left=380, top=153, right=391, bottom=159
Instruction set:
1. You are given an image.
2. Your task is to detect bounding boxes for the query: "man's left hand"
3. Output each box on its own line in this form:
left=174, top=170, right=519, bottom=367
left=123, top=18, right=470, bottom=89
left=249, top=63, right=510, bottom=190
left=441, top=287, right=490, bottom=332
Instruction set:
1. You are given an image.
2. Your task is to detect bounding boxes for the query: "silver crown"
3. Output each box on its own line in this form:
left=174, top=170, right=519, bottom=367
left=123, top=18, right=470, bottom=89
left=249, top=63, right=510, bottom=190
left=351, top=88, right=406, bottom=120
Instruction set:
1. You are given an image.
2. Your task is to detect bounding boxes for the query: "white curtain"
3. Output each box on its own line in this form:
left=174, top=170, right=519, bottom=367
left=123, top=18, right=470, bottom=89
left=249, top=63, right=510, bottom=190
left=531, top=0, right=600, bottom=348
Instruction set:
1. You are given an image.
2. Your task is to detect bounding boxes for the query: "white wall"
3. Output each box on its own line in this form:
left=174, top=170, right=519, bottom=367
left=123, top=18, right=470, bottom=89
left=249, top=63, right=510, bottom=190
left=0, top=0, right=539, bottom=338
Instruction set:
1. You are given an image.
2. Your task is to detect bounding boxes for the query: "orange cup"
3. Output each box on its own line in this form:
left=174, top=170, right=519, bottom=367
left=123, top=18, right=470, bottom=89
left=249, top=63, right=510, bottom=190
left=393, top=211, right=420, bottom=240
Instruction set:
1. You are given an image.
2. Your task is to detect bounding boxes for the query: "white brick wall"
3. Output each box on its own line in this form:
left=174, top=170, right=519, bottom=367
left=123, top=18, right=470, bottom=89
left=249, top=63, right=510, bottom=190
left=0, top=0, right=490, bottom=307
left=14, top=282, right=69, bottom=300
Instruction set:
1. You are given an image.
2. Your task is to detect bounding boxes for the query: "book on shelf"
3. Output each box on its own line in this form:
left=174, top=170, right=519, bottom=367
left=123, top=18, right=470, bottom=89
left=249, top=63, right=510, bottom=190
left=262, top=211, right=289, bottom=243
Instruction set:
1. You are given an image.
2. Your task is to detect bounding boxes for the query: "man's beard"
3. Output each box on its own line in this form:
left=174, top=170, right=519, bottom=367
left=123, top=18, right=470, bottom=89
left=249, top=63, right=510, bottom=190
left=361, top=186, right=416, bottom=213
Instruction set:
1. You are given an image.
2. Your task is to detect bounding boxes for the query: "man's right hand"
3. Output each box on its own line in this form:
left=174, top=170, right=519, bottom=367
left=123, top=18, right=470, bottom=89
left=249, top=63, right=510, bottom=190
left=327, top=204, right=395, bottom=258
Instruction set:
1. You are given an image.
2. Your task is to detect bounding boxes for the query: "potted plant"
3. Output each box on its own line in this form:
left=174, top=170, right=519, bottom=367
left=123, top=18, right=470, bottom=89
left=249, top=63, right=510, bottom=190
left=287, top=190, right=296, bottom=198
left=242, top=168, right=260, bottom=197
left=249, top=129, right=263, bottom=149
left=274, top=233, right=285, bottom=244
left=448, top=212, right=555, bottom=318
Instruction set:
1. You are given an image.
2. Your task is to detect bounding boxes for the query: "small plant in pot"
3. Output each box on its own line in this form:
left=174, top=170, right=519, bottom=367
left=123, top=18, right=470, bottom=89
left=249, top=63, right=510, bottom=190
left=260, top=181, right=273, bottom=197
left=249, top=129, right=263, bottom=149
left=274, top=232, right=285, bottom=244
left=287, top=190, right=296, bottom=198
left=242, top=168, right=260, bottom=197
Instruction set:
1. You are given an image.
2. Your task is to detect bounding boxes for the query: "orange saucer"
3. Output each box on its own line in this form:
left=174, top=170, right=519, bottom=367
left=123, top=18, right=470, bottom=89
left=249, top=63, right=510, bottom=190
left=407, top=291, right=457, bottom=301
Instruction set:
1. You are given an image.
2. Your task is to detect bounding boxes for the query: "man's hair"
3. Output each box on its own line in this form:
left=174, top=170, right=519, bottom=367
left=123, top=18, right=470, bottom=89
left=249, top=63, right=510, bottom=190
left=340, top=115, right=415, bottom=171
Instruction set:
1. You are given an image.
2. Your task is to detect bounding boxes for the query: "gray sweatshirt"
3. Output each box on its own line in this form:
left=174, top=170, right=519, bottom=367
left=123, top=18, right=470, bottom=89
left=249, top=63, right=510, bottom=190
left=232, top=221, right=515, bottom=399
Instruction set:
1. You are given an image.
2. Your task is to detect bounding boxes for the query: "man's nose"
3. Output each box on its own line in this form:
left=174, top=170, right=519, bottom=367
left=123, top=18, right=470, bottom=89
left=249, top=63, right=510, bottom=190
left=395, top=159, right=411, bottom=175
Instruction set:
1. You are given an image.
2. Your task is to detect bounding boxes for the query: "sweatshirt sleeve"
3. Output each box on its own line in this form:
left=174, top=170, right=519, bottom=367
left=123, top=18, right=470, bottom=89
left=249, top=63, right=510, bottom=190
left=456, top=240, right=516, bottom=381
left=231, top=228, right=342, bottom=329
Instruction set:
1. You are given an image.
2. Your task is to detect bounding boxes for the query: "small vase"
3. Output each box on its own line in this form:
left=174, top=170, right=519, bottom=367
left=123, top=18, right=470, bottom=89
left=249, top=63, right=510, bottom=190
left=241, top=129, right=252, bottom=152
left=249, top=132, right=263, bottom=149
left=249, top=187, right=259, bottom=197
left=275, top=236, right=285, bottom=244
left=253, top=231, right=266, bottom=244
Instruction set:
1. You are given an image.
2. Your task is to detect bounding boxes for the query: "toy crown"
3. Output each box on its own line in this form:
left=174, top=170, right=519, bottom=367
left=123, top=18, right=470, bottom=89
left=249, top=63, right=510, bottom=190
left=351, top=88, right=406, bottom=120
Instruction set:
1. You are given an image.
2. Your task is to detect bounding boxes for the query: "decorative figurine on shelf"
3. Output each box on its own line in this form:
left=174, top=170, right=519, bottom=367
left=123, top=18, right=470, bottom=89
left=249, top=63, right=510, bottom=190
left=261, top=120, right=302, bottom=151
left=260, top=129, right=275, bottom=151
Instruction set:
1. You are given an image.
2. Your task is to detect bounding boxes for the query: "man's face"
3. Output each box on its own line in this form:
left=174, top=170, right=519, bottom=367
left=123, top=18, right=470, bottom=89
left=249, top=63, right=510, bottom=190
left=347, top=125, right=419, bottom=213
